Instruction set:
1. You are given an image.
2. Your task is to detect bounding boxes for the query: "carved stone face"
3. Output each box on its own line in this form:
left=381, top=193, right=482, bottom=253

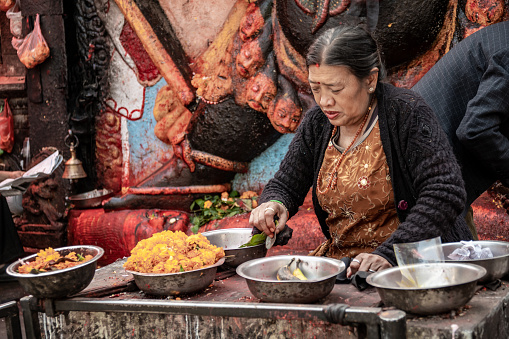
left=267, top=94, right=302, bottom=133
left=192, top=62, right=232, bottom=104
left=235, top=39, right=265, bottom=78
left=246, top=72, right=277, bottom=113
left=239, top=3, right=265, bottom=42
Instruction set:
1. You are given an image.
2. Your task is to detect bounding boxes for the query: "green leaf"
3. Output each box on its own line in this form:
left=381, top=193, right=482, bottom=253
left=179, top=265, right=185, bottom=272
left=239, top=233, right=267, bottom=248
left=229, top=190, right=240, bottom=198
left=77, top=253, right=85, bottom=261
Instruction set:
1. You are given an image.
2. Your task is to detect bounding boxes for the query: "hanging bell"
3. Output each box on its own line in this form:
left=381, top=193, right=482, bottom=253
left=62, top=130, right=87, bottom=180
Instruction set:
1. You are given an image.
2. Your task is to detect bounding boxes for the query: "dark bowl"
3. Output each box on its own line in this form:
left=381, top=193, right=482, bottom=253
left=6, top=245, right=104, bottom=299
left=202, top=228, right=267, bottom=268
left=236, top=255, right=345, bottom=303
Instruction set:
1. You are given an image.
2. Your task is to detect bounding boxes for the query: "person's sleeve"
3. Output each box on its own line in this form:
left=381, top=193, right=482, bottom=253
left=373, top=97, right=467, bottom=263
left=456, top=51, right=509, bottom=187
left=259, top=108, right=320, bottom=218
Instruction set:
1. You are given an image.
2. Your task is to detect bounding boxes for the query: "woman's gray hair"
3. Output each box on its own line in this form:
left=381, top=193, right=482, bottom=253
left=306, top=25, right=386, bottom=81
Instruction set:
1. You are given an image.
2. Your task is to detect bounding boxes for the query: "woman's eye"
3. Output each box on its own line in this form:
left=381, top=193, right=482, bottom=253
left=331, top=89, right=341, bottom=94
left=311, top=87, right=319, bottom=92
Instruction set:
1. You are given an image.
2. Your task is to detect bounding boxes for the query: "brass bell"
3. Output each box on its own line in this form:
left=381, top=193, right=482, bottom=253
left=62, top=130, right=87, bottom=180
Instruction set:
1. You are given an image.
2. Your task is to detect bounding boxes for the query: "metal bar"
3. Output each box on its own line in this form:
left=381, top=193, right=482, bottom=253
left=0, top=301, right=22, bottom=339
left=379, top=310, right=406, bottom=339
left=21, top=297, right=408, bottom=338
left=20, top=296, right=42, bottom=339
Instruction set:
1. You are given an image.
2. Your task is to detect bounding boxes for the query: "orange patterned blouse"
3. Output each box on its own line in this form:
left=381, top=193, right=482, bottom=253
left=317, top=116, right=399, bottom=259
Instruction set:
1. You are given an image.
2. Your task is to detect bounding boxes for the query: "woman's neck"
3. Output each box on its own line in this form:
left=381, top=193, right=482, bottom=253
left=337, top=99, right=377, bottom=148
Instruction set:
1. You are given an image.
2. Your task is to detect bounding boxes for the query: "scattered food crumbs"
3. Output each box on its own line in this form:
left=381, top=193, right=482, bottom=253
left=176, top=297, right=181, bottom=300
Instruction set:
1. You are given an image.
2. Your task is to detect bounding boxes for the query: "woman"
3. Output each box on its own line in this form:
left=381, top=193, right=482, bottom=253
left=249, top=25, right=473, bottom=278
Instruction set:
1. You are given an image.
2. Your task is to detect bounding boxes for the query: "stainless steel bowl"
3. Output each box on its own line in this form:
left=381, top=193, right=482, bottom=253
left=127, top=257, right=225, bottom=296
left=68, top=188, right=113, bottom=209
left=236, top=255, right=345, bottom=303
left=367, top=263, right=486, bottom=315
left=202, top=228, right=267, bottom=268
left=6, top=245, right=104, bottom=299
left=440, top=241, right=509, bottom=283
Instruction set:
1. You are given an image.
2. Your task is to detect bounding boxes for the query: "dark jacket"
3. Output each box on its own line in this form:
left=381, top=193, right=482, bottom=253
left=260, top=82, right=473, bottom=265
left=413, top=22, right=509, bottom=206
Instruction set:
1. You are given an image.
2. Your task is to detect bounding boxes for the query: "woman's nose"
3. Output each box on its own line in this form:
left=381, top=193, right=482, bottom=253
left=320, top=93, right=333, bottom=107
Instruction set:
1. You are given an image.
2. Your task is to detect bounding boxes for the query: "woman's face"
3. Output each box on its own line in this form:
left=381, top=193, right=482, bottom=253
left=236, top=39, right=265, bottom=78
left=308, top=64, right=377, bottom=127
left=246, top=72, right=277, bottom=113
left=268, top=95, right=302, bottom=133
left=239, top=4, right=265, bottom=42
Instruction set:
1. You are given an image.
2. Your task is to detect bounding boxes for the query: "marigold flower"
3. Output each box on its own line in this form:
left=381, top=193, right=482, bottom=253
left=204, top=200, right=213, bottom=209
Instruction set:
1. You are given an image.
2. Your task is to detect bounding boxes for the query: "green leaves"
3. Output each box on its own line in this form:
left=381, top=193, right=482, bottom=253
left=189, top=191, right=254, bottom=234
left=239, top=233, right=267, bottom=248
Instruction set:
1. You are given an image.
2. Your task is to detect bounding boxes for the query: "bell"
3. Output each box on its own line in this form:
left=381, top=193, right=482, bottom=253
left=62, top=132, right=87, bottom=180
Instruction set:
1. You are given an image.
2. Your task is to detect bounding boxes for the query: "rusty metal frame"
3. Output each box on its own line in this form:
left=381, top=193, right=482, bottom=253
left=20, top=296, right=406, bottom=338
left=0, top=301, right=22, bottom=339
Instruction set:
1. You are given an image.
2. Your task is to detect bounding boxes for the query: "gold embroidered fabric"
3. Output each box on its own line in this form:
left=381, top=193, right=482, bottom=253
left=317, top=120, right=399, bottom=259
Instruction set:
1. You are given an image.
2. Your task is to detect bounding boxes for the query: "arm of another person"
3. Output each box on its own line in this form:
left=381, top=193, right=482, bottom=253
left=0, top=170, right=25, bottom=181
left=249, top=108, right=322, bottom=238
left=456, top=51, right=509, bottom=188
left=370, top=97, right=467, bottom=266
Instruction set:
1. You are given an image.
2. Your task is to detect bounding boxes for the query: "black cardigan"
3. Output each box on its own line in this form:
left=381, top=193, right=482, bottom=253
left=260, top=82, right=473, bottom=265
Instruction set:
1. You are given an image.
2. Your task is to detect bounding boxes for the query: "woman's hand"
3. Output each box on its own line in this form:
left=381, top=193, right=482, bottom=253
left=249, top=201, right=289, bottom=238
left=8, top=171, right=25, bottom=179
left=347, top=253, right=391, bottom=278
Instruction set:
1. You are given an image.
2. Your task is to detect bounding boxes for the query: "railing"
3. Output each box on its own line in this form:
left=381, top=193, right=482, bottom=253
left=0, top=301, right=22, bottom=339
left=20, top=296, right=406, bottom=339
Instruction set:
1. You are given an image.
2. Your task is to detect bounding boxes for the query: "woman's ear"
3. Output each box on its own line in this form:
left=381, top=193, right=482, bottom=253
left=367, top=67, right=379, bottom=89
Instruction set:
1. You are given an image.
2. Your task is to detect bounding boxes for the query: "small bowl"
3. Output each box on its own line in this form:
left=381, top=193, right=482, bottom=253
left=6, top=245, right=104, bottom=299
left=236, top=255, right=345, bottom=303
left=68, top=188, right=113, bottom=209
left=367, top=263, right=486, bottom=315
left=440, top=241, right=509, bottom=283
left=127, top=257, right=225, bottom=296
left=202, top=228, right=267, bottom=268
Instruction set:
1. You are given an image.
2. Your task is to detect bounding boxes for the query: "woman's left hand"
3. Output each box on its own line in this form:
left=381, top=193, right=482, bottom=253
left=347, top=253, right=391, bottom=278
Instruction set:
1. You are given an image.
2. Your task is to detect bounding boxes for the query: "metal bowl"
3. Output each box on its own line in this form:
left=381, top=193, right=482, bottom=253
left=68, top=188, right=113, bottom=209
left=202, top=228, right=267, bottom=268
left=6, top=245, right=104, bottom=299
left=367, top=263, right=486, bottom=315
left=127, top=257, right=225, bottom=296
left=440, top=241, right=509, bottom=283
left=236, top=255, right=345, bottom=303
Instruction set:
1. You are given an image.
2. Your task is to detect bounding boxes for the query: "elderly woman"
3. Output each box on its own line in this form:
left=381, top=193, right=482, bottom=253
left=249, top=25, right=473, bottom=278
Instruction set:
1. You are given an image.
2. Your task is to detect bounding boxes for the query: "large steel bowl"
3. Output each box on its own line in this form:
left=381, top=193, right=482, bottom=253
left=236, top=255, right=345, bottom=303
left=440, top=241, right=509, bottom=283
left=367, top=263, right=486, bottom=315
left=127, top=257, right=225, bottom=296
left=202, top=228, right=267, bottom=268
left=6, top=245, right=104, bottom=299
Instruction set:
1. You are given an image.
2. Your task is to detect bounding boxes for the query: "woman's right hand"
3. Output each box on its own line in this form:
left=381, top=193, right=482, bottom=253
left=249, top=201, right=289, bottom=239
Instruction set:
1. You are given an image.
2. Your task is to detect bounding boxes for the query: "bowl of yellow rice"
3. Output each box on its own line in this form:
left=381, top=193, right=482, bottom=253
left=124, top=230, right=226, bottom=296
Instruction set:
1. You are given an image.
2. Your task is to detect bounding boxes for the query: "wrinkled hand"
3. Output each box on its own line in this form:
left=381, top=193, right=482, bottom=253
left=347, top=253, right=391, bottom=278
left=249, top=201, right=289, bottom=239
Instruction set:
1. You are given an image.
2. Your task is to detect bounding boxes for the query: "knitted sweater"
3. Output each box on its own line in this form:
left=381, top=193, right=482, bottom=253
left=260, top=82, right=473, bottom=265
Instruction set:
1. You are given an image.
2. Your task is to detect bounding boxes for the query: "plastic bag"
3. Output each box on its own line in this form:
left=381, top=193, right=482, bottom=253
left=0, top=0, right=14, bottom=12
left=6, top=0, right=22, bottom=38
left=12, top=14, right=50, bottom=69
left=0, top=99, right=15, bottom=154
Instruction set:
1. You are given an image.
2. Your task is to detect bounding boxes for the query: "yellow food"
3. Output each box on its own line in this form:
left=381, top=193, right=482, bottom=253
left=123, top=230, right=225, bottom=274
left=292, top=259, right=308, bottom=281
left=17, top=247, right=93, bottom=274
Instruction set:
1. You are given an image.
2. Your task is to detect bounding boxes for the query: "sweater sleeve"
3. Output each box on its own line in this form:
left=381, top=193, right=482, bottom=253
left=259, top=107, right=323, bottom=217
left=373, top=94, right=467, bottom=264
